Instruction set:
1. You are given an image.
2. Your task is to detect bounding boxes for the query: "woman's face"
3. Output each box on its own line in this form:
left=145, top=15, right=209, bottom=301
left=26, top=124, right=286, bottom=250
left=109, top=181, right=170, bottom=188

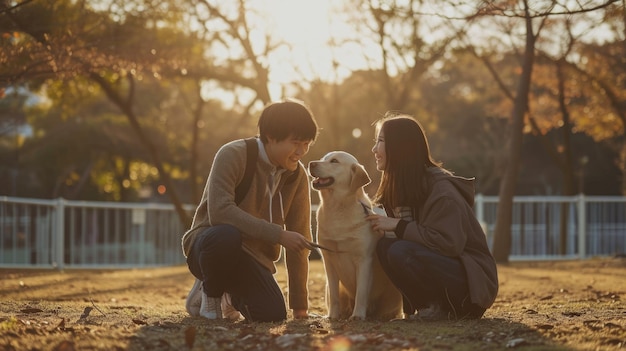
left=371, top=128, right=386, bottom=171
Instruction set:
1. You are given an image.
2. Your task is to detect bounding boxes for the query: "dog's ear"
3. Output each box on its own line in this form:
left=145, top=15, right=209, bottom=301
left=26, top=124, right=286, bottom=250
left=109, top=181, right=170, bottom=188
left=350, top=163, right=371, bottom=191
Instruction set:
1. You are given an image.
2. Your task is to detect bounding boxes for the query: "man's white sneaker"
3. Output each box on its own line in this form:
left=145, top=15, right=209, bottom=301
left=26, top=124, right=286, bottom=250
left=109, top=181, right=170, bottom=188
left=185, top=279, right=203, bottom=317
left=200, top=293, right=223, bottom=320
left=221, top=293, right=243, bottom=321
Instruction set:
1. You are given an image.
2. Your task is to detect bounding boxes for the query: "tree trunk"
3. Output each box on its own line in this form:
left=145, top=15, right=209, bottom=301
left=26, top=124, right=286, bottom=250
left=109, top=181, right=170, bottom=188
left=190, top=83, right=205, bottom=205
left=555, top=59, right=577, bottom=254
left=91, top=73, right=191, bottom=227
left=492, top=4, right=536, bottom=263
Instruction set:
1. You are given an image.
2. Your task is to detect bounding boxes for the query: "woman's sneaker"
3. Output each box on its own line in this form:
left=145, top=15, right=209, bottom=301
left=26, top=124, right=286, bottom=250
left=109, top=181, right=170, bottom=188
left=185, top=279, right=203, bottom=317
left=200, top=292, right=223, bottom=319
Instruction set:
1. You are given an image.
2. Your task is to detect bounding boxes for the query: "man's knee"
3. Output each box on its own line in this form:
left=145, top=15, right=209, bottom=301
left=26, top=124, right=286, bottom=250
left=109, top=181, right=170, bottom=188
left=198, top=224, right=242, bottom=251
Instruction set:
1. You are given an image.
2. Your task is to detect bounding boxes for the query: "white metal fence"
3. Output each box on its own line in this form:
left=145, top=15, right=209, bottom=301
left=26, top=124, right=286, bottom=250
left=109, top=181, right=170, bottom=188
left=1, top=195, right=625, bottom=269
left=475, top=195, right=626, bottom=260
left=0, top=197, right=194, bottom=269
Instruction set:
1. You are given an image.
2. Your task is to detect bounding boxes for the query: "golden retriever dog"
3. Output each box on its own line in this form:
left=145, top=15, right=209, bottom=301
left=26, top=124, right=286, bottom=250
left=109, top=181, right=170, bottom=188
left=308, top=151, right=402, bottom=321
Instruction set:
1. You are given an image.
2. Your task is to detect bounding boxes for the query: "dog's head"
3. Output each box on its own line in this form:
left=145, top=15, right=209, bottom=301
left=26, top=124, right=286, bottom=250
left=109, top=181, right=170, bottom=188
left=307, top=151, right=371, bottom=194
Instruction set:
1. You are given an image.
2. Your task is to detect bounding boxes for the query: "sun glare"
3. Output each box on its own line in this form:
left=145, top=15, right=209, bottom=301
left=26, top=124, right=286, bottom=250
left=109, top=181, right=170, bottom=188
left=253, top=0, right=368, bottom=99
left=268, top=0, right=333, bottom=48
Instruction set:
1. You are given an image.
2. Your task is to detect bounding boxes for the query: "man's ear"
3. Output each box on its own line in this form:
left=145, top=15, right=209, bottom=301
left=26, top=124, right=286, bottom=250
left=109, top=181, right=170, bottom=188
left=350, top=163, right=371, bottom=191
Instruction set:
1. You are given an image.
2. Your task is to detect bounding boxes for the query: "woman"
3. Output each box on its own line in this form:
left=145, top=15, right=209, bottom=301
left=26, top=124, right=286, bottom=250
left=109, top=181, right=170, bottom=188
left=365, top=113, right=498, bottom=320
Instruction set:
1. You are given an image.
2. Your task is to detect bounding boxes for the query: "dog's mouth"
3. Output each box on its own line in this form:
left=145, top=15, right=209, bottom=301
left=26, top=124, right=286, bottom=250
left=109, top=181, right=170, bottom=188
left=311, top=176, right=334, bottom=190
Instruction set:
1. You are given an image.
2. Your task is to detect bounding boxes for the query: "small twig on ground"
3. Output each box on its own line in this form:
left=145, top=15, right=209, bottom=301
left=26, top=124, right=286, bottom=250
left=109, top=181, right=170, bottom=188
left=90, top=298, right=107, bottom=317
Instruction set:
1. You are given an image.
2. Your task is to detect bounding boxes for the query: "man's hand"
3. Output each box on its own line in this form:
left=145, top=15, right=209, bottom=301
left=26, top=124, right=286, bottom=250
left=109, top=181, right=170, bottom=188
left=278, top=230, right=311, bottom=251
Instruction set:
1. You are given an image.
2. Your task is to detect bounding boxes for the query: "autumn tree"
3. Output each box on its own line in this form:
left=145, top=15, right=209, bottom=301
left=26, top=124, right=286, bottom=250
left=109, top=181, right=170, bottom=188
left=1, top=0, right=203, bottom=223
left=0, top=0, right=298, bottom=224
left=461, top=0, right=621, bottom=262
left=566, top=4, right=626, bottom=195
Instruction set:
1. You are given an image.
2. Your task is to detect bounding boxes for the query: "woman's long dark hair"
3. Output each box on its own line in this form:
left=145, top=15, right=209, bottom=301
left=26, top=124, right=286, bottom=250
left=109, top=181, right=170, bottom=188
left=372, top=113, right=442, bottom=215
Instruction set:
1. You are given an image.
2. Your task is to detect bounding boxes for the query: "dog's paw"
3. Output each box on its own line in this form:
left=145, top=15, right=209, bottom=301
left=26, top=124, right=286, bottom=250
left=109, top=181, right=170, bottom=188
left=327, top=315, right=340, bottom=321
left=349, top=315, right=365, bottom=321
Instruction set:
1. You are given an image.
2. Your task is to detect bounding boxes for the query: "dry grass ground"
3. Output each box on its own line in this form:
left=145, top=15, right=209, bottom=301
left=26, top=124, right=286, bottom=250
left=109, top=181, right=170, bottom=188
left=1, top=257, right=625, bottom=351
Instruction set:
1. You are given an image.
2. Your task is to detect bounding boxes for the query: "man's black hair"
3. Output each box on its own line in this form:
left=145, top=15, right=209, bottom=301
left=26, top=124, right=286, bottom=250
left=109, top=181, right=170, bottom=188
left=258, top=99, right=318, bottom=143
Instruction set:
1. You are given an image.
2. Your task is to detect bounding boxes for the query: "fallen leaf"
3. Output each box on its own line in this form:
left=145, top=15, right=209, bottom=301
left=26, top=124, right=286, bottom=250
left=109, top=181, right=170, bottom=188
left=275, top=333, right=306, bottom=348
left=604, top=338, right=624, bottom=346
left=604, top=322, right=622, bottom=330
left=562, top=311, right=582, bottom=317
left=79, top=307, right=92, bottom=320
left=309, top=321, right=329, bottom=334
left=25, top=327, right=39, bottom=335
left=52, top=340, right=76, bottom=351
left=506, top=338, right=527, bottom=348
left=583, top=320, right=603, bottom=331
left=185, top=326, right=196, bottom=348
left=240, top=334, right=254, bottom=341
left=347, top=334, right=367, bottom=343
left=535, top=324, right=554, bottom=330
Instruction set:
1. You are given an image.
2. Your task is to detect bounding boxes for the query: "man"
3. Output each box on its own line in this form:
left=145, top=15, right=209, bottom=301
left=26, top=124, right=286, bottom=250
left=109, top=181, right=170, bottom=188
left=181, top=99, right=319, bottom=322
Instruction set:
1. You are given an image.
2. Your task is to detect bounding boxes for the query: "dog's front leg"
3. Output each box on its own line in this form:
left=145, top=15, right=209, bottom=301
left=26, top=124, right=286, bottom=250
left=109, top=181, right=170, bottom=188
left=350, top=257, right=373, bottom=320
left=324, top=257, right=342, bottom=320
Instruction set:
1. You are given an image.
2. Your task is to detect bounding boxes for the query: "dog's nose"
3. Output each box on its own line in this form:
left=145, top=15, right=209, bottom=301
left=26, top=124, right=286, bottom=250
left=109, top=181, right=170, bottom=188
left=308, top=162, right=317, bottom=169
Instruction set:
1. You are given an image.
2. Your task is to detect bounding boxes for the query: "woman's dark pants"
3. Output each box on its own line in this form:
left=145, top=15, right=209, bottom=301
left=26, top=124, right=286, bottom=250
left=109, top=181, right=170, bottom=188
left=376, top=238, right=485, bottom=319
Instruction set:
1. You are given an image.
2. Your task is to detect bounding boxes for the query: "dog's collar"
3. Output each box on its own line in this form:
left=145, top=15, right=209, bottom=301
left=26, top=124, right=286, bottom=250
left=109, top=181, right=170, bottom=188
left=359, top=201, right=372, bottom=215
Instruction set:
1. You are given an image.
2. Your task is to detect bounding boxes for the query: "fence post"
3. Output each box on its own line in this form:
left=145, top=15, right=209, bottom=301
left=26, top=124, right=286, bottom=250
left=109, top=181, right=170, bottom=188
left=577, top=194, right=586, bottom=259
left=475, top=193, right=484, bottom=223
left=132, top=209, right=146, bottom=266
left=54, top=198, right=65, bottom=270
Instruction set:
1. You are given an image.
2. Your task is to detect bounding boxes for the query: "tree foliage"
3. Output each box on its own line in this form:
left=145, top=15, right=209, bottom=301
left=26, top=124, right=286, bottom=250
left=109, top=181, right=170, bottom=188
left=1, top=0, right=624, bottom=262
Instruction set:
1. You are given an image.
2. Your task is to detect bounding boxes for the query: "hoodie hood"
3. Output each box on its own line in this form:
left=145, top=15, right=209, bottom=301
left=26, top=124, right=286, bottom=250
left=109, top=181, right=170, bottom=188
left=427, top=167, right=476, bottom=207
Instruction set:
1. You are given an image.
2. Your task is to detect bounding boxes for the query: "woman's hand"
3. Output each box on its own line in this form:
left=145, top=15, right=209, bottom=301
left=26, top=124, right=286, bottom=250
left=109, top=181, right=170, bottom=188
left=366, top=214, right=401, bottom=237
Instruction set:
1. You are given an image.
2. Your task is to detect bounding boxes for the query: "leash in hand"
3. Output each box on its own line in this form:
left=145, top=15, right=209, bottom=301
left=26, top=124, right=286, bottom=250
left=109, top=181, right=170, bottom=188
left=306, top=241, right=344, bottom=253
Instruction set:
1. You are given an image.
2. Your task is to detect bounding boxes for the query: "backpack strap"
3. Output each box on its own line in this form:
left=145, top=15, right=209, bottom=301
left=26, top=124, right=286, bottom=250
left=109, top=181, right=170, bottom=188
left=234, top=137, right=302, bottom=204
left=235, top=138, right=258, bottom=205
left=285, top=165, right=301, bottom=185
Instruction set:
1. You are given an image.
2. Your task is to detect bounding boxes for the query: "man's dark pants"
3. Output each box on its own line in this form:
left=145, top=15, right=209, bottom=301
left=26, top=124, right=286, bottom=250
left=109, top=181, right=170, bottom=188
left=187, top=224, right=286, bottom=322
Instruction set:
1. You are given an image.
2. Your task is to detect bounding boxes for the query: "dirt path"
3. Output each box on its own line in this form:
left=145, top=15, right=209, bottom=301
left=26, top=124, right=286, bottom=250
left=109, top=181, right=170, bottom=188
left=1, top=258, right=625, bottom=350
